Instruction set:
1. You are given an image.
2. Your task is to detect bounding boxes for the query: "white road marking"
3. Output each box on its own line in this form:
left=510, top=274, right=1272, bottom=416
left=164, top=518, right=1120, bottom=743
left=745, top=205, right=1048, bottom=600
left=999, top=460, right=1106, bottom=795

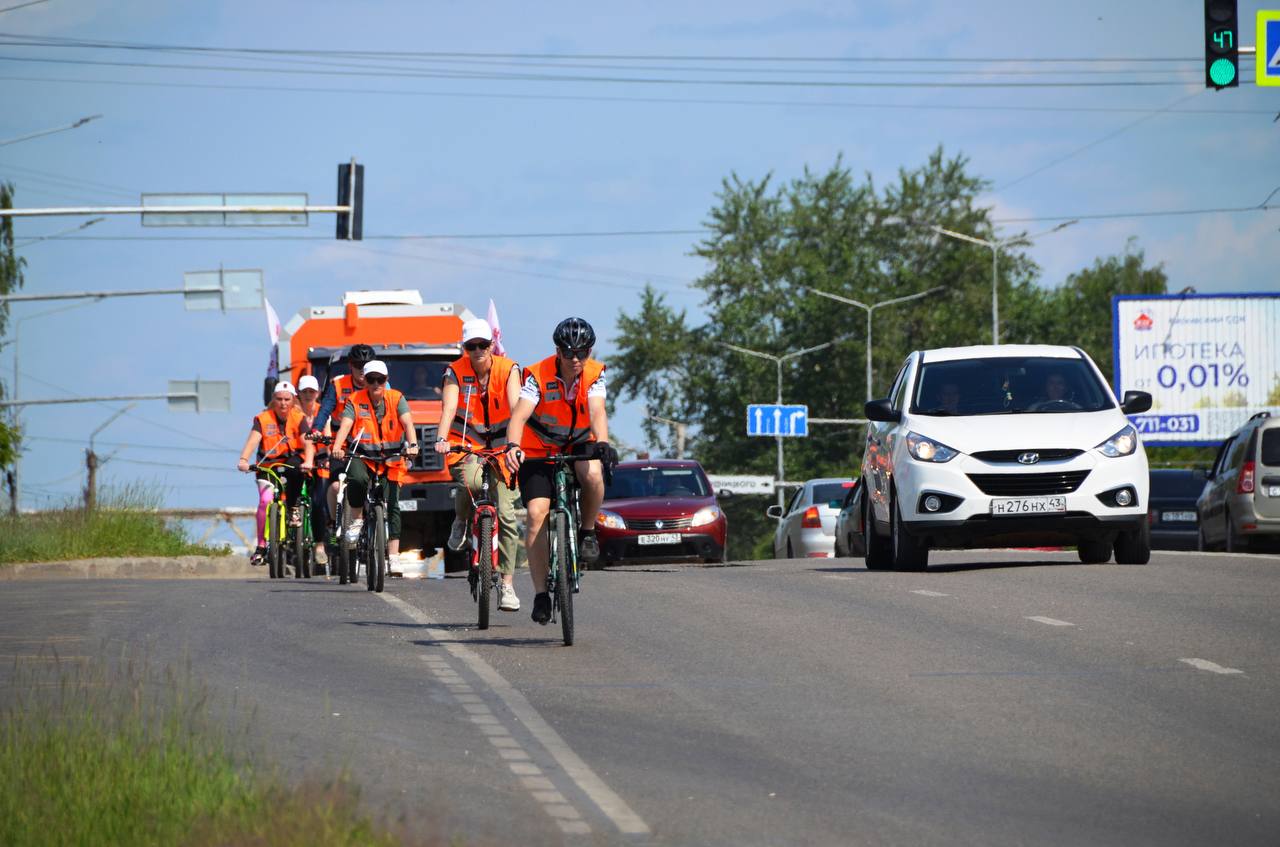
left=381, top=592, right=650, bottom=836
left=911, top=590, right=950, bottom=597
left=822, top=575, right=855, bottom=581
left=1180, top=658, right=1244, bottom=675
left=1026, top=616, right=1075, bottom=627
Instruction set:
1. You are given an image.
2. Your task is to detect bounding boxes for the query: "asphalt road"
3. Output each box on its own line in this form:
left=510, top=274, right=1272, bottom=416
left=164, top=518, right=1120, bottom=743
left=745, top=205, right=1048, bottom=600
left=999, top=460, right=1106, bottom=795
left=3, top=549, right=1279, bottom=846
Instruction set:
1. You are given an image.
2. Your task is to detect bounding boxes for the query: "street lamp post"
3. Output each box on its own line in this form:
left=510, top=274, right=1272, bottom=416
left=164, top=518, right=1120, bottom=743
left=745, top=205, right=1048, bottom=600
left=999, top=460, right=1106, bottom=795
left=803, top=286, right=946, bottom=401
left=719, top=332, right=858, bottom=509
left=927, top=220, right=1078, bottom=345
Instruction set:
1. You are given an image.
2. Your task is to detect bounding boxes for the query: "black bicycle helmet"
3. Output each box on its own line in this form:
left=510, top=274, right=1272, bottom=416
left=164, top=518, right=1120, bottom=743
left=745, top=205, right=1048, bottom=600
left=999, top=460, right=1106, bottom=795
left=553, top=317, right=596, bottom=351
left=347, top=343, right=376, bottom=365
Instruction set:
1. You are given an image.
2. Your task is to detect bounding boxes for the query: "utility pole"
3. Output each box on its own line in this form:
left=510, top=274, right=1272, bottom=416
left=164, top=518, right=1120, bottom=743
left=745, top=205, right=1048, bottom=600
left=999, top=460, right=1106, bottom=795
left=84, top=404, right=133, bottom=511
left=647, top=411, right=688, bottom=459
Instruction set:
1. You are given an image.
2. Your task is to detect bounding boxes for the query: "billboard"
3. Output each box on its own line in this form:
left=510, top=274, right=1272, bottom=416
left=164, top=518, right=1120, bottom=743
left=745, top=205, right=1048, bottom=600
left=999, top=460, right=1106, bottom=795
left=1113, top=293, right=1280, bottom=446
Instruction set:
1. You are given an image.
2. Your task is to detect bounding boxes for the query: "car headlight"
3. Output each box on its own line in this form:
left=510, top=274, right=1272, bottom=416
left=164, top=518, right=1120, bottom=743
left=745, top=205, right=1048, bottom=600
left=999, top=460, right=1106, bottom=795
left=1095, top=424, right=1138, bottom=458
left=595, top=509, right=626, bottom=530
left=905, top=431, right=959, bottom=463
left=690, top=505, right=721, bottom=527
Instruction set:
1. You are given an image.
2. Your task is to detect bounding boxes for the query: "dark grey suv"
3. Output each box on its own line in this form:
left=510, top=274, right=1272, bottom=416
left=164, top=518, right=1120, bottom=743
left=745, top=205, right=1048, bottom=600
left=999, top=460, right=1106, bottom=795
left=1196, top=412, right=1280, bottom=552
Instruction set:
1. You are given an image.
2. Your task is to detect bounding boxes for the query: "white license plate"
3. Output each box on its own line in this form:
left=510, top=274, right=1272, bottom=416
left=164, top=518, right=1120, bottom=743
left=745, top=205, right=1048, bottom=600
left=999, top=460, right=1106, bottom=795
left=991, top=496, right=1067, bottom=516
left=399, top=499, right=417, bottom=512
left=1268, top=486, right=1280, bottom=498
left=1161, top=511, right=1196, bottom=522
left=637, top=533, right=682, bottom=546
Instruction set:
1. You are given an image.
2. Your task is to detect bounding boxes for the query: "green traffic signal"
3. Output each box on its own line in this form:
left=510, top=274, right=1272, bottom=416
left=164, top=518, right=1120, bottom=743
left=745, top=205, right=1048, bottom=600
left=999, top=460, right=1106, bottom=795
left=1209, top=57, right=1237, bottom=86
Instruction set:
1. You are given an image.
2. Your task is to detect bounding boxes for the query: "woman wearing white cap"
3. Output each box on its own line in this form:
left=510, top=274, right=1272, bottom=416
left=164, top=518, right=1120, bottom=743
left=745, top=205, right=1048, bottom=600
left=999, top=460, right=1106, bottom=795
left=435, top=318, right=523, bottom=612
left=296, top=374, right=329, bottom=569
left=236, top=380, right=315, bottom=566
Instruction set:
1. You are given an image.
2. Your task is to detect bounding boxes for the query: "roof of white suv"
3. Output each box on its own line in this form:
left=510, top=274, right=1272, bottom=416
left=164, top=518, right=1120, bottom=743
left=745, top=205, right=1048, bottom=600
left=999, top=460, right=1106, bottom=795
left=920, top=344, right=1084, bottom=363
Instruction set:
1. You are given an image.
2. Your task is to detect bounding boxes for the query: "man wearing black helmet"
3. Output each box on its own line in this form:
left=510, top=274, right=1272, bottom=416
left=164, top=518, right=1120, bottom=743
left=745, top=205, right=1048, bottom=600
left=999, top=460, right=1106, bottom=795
left=309, top=343, right=376, bottom=549
left=506, top=317, right=618, bottom=625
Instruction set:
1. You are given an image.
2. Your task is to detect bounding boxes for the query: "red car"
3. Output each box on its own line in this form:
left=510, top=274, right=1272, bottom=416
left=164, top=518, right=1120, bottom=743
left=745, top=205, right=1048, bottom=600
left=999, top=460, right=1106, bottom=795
left=595, top=460, right=728, bottom=564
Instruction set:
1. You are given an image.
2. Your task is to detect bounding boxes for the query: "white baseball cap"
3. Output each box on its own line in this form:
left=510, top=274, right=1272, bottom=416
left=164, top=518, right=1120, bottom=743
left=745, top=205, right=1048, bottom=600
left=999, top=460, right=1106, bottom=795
left=461, top=318, right=493, bottom=343
left=272, top=380, right=297, bottom=396
left=363, top=360, right=389, bottom=377
left=297, top=375, right=320, bottom=393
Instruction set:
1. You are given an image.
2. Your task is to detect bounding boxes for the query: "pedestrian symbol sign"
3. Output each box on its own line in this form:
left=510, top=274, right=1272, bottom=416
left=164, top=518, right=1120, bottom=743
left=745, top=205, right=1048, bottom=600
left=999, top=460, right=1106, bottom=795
left=1259, top=10, right=1280, bottom=87
left=747, top=404, right=808, bottom=437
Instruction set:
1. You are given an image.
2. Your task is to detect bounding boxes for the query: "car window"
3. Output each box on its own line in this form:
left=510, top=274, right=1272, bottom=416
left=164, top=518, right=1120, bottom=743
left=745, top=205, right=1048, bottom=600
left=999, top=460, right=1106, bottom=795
left=1223, top=432, right=1249, bottom=471
left=888, top=357, right=911, bottom=410
left=811, top=482, right=850, bottom=506
left=1262, top=428, right=1280, bottom=467
left=787, top=487, right=804, bottom=515
left=1210, top=437, right=1235, bottom=478
left=911, top=355, right=1114, bottom=416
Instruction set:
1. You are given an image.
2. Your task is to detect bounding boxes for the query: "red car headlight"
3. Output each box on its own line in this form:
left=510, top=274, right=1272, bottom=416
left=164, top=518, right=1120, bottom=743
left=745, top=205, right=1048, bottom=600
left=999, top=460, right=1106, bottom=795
left=691, top=505, right=721, bottom=527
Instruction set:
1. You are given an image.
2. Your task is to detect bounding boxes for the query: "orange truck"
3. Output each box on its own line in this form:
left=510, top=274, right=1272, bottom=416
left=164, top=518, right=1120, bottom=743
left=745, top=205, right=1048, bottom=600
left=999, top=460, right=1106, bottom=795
left=272, top=289, right=477, bottom=570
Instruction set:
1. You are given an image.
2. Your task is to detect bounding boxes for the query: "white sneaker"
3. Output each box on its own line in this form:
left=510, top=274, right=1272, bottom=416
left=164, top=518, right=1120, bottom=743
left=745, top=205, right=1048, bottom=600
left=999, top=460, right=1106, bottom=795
left=344, top=518, right=364, bottom=544
left=314, top=545, right=328, bottom=566
left=498, top=582, right=520, bottom=612
left=447, top=518, right=467, bottom=551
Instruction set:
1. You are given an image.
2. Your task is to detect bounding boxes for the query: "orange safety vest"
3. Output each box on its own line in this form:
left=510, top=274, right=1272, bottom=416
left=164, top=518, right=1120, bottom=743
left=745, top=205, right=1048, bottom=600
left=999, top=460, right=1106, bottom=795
left=256, top=407, right=304, bottom=461
left=519, top=355, right=605, bottom=458
left=331, top=373, right=359, bottom=420
left=348, top=386, right=410, bottom=482
left=445, top=354, right=517, bottom=467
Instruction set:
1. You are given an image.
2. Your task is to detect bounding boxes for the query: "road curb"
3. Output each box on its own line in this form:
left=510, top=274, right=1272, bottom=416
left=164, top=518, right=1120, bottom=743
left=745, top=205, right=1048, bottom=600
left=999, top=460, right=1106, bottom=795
left=0, top=555, right=257, bottom=580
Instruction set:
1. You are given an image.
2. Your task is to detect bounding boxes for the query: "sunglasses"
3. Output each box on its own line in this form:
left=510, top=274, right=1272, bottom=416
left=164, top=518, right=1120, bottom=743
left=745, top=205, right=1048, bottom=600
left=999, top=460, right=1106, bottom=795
left=464, top=340, right=491, bottom=352
left=558, top=347, right=591, bottom=361
left=364, top=375, right=387, bottom=385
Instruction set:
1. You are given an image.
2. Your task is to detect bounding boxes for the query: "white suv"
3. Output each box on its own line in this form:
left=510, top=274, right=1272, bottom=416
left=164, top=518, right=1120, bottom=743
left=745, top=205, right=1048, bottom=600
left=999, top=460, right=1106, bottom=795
left=861, top=345, right=1152, bottom=570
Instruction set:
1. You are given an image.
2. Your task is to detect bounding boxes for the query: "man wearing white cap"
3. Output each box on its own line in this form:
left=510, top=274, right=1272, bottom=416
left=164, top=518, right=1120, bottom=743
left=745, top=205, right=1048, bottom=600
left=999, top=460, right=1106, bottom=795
left=435, top=318, right=523, bottom=611
left=332, top=360, right=420, bottom=568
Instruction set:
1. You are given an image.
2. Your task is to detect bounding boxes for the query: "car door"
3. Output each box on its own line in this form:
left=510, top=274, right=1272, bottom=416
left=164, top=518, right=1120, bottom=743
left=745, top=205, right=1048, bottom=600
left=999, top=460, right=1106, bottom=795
left=1201, top=436, right=1235, bottom=543
left=866, top=357, right=912, bottom=527
left=784, top=485, right=810, bottom=555
left=775, top=486, right=804, bottom=557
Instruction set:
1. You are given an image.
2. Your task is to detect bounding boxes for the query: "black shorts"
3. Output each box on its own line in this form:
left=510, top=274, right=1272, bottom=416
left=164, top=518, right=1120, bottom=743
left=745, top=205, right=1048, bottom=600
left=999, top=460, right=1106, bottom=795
left=517, top=443, right=593, bottom=502
left=328, top=455, right=356, bottom=480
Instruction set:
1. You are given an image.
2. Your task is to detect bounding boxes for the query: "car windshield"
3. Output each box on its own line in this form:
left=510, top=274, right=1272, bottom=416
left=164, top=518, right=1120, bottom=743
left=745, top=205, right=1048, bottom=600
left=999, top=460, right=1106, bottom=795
left=811, top=483, right=849, bottom=506
left=1149, top=471, right=1207, bottom=498
left=605, top=467, right=710, bottom=499
left=912, top=355, right=1114, bottom=416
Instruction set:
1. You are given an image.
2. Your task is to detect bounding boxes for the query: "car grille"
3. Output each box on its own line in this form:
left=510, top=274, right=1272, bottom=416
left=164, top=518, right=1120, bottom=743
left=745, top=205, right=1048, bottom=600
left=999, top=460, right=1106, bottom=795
left=967, top=470, right=1091, bottom=496
left=971, top=449, right=1084, bottom=463
left=410, top=424, right=443, bottom=472
left=627, top=516, right=693, bottom=531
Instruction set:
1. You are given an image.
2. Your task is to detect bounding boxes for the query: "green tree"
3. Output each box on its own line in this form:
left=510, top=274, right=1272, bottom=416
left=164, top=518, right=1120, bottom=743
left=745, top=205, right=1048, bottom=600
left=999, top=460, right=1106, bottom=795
left=0, top=182, right=25, bottom=475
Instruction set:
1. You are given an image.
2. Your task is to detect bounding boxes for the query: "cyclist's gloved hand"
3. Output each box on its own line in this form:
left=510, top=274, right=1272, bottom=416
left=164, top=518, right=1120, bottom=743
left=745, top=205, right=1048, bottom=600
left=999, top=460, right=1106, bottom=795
left=593, top=441, right=619, bottom=467
left=406, top=442, right=420, bottom=458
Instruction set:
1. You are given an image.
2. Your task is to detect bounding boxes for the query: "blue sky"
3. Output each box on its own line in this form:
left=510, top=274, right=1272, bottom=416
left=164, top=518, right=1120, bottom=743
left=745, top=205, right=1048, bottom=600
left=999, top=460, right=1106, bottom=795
left=2, top=0, right=1278, bottom=527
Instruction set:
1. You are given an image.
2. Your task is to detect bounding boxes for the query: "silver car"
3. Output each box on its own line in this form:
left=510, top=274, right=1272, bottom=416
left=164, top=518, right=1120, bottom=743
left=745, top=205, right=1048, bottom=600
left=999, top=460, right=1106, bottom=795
left=1197, top=411, right=1280, bottom=553
left=768, top=478, right=853, bottom=559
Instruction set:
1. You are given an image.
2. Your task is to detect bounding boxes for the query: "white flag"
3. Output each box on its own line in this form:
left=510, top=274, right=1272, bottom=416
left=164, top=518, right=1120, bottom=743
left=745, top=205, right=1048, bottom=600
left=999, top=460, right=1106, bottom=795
left=264, top=297, right=282, bottom=344
left=487, top=298, right=506, bottom=357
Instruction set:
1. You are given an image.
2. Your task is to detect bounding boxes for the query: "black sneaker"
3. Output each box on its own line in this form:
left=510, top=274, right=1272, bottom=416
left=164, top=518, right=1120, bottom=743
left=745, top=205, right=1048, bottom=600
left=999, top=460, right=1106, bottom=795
left=250, top=546, right=267, bottom=566
left=579, top=530, right=600, bottom=565
left=531, top=592, right=552, bottom=625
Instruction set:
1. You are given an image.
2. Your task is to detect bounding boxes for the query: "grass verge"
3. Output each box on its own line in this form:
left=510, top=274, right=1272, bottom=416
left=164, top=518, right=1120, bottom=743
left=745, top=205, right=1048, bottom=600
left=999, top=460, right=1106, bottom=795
left=0, top=654, right=404, bottom=847
left=0, top=486, right=228, bottom=565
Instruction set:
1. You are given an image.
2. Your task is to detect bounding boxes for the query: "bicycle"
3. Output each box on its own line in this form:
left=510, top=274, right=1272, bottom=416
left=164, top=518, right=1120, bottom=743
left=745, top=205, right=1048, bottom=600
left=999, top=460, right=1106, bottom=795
left=249, top=460, right=310, bottom=580
left=525, top=453, right=612, bottom=646
left=339, top=444, right=409, bottom=594
left=449, top=444, right=509, bottom=630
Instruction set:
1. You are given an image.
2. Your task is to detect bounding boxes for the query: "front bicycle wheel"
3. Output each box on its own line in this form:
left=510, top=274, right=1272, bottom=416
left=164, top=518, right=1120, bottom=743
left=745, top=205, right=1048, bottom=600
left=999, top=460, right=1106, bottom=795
left=267, top=501, right=283, bottom=579
left=369, top=503, right=386, bottom=593
left=551, top=511, right=574, bottom=646
left=293, top=506, right=310, bottom=579
left=337, top=501, right=351, bottom=585
left=477, top=513, right=494, bottom=630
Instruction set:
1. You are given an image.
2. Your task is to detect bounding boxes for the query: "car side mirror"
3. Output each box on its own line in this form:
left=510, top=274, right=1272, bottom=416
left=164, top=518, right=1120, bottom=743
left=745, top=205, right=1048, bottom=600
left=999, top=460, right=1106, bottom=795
left=1120, top=390, right=1152, bottom=415
left=766, top=504, right=784, bottom=520
left=864, top=398, right=901, bottom=423
left=717, top=489, right=735, bottom=500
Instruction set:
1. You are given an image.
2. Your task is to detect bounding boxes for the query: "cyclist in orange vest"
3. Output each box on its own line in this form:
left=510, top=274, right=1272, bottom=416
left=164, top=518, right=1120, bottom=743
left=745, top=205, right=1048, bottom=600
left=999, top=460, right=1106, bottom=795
left=237, top=381, right=315, bottom=566
left=296, top=374, right=329, bottom=569
left=310, top=343, right=375, bottom=548
left=505, top=317, right=618, bottom=625
left=331, top=360, right=421, bottom=569
left=434, top=318, right=522, bottom=612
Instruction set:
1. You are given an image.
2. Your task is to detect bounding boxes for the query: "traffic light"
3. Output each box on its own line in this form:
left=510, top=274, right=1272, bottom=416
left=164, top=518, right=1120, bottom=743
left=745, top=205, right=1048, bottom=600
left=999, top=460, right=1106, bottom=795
left=1204, top=0, right=1239, bottom=89
left=336, top=160, right=364, bottom=240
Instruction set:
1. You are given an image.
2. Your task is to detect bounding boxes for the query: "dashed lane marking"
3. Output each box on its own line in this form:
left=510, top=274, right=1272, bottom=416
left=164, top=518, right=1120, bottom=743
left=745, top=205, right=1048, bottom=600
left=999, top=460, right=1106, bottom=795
left=380, top=592, right=650, bottom=837
left=1180, top=658, right=1244, bottom=675
left=911, top=590, right=950, bottom=597
left=1025, top=616, right=1075, bottom=627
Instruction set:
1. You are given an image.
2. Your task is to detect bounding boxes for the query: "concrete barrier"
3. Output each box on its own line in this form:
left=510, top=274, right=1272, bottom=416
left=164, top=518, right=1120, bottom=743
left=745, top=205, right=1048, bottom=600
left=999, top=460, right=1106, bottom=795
left=0, top=555, right=256, bottom=581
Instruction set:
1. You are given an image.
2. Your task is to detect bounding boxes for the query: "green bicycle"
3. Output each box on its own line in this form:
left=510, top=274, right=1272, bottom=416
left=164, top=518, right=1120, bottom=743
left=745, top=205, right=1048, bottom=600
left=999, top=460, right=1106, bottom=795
left=251, top=460, right=312, bottom=580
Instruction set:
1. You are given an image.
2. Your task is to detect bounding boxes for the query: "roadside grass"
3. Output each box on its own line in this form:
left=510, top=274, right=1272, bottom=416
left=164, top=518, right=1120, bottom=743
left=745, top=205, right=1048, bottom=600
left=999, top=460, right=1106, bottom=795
left=0, top=653, right=408, bottom=847
left=0, top=486, right=228, bottom=565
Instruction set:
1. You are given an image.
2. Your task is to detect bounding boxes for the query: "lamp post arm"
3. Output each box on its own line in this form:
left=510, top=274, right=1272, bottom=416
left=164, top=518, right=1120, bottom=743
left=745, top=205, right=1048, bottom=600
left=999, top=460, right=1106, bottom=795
left=717, top=341, right=781, bottom=365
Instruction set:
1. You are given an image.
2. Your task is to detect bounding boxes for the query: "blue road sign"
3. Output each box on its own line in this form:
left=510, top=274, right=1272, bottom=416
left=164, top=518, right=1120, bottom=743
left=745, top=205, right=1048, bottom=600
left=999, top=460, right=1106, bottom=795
left=1261, top=12, right=1280, bottom=87
left=747, top=404, right=809, bottom=437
